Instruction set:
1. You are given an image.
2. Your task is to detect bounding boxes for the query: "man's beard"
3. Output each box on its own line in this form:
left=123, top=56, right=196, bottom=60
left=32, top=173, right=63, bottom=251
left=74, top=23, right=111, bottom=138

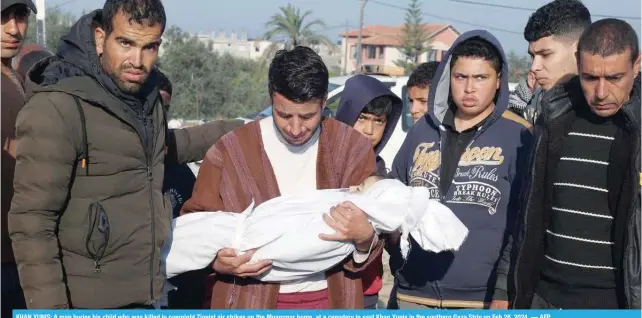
left=101, top=54, right=148, bottom=94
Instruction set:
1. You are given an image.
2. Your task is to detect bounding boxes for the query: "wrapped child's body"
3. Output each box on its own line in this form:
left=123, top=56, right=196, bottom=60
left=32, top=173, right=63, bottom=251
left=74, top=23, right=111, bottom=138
left=162, top=177, right=469, bottom=283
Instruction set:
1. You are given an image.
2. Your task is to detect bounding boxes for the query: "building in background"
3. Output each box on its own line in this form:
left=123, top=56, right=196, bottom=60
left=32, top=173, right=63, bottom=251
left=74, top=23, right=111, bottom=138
left=340, top=24, right=460, bottom=75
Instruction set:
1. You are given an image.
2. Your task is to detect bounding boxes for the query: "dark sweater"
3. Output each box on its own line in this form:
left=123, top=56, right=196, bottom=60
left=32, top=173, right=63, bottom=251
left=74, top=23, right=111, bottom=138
left=538, top=110, right=620, bottom=309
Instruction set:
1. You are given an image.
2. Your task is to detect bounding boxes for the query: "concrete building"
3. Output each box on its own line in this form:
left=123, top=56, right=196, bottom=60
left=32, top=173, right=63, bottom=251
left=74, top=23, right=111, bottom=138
left=339, top=24, right=461, bottom=74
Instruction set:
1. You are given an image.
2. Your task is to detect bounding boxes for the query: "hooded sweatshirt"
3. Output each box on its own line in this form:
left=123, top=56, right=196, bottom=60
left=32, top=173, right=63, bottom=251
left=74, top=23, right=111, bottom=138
left=335, top=75, right=403, bottom=176
left=389, top=30, right=533, bottom=305
left=334, top=75, right=402, bottom=298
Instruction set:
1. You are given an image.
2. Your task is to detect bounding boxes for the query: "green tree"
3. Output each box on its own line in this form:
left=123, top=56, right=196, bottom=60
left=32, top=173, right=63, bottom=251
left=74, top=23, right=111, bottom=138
left=158, top=26, right=269, bottom=120
left=260, top=4, right=336, bottom=69
left=25, top=7, right=75, bottom=52
left=264, top=4, right=333, bottom=49
left=507, top=51, right=531, bottom=82
left=395, top=0, right=431, bottom=74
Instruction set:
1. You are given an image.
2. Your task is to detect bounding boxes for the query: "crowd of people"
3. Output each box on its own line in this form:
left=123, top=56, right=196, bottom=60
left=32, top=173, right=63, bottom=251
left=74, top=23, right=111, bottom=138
left=1, top=0, right=640, bottom=313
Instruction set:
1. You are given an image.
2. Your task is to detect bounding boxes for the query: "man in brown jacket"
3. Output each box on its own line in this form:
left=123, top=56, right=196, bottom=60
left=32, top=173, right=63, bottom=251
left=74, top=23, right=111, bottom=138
left=8, top=0, right=240, bottom=309
left=1, top=0, right=36, bottom=315
left=181, top=46, right=383, bottom=309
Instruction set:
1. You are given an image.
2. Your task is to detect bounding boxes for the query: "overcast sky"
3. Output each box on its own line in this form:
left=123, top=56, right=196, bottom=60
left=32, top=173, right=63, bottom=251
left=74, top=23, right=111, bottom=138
left=46, top=0, right=641, bottom=55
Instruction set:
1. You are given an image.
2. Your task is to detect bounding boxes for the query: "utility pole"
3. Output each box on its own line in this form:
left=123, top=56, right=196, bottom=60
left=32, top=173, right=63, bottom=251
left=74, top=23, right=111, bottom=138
left=343, top=20, right=349, bottom=75
left=356, top=0, right=367, bottom=74
left=35, top=0, right=46, bottom=47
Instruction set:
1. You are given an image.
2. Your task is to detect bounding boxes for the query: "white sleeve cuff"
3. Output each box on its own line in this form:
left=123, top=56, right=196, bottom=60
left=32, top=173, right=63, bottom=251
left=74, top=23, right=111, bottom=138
left=352, top=234, right=379, bottom=264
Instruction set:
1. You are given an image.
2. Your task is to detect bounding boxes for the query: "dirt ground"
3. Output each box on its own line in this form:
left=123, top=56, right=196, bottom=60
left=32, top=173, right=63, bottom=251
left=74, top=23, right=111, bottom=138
left=378, top=251, right=394, bottom=308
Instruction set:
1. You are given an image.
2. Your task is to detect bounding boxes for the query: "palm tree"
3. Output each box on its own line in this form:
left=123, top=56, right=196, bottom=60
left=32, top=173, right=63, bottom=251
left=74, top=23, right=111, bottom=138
left=259, top=4, right=336, bottom=68
left=264, top=4, right=334, bottom=49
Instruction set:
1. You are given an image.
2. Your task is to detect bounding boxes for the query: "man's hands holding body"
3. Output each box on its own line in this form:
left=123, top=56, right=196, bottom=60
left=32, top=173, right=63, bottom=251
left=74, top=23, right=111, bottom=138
left=212, top=248, right=272, bottom=278
left=212, top=200, right=376, bottom=278
left=320, top=201, right=376, bottom=253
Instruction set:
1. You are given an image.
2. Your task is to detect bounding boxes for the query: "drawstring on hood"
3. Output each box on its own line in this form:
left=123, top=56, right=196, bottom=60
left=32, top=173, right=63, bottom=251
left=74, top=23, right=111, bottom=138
left=427, top=30, right=510, bottom=130
left=335, top=75, right=403, bottom=155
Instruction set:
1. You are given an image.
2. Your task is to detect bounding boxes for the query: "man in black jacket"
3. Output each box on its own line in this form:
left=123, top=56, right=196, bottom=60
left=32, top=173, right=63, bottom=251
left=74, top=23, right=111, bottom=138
left=502, top=18, right=641, bottom=309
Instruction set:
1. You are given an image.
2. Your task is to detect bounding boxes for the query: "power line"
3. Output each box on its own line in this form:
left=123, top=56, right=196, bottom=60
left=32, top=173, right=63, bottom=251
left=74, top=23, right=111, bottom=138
left=369, top=0, right=522, bottom=35
left=448, top=0, right=641, bottom=20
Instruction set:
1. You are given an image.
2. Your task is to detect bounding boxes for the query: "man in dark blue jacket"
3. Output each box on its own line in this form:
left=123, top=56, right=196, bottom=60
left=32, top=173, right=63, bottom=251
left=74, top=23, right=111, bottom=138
left=335, top=75, right=402, bottom=176
left=388, top=31, right=533, bottom=309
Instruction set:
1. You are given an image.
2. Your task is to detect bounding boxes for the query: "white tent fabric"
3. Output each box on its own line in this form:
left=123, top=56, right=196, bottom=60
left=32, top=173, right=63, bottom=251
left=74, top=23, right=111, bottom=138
left=162, top=179, right=469, bottom=282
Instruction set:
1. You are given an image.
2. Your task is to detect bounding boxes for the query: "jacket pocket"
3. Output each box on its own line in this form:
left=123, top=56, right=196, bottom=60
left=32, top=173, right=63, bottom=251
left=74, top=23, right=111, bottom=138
left=85, top=202, right=110, bottom=273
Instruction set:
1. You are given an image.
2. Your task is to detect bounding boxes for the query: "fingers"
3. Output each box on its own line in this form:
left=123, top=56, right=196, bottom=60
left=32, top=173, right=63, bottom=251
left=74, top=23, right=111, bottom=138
left=319, top=232, right=346, bottom=242
left=338, top=201, right=360, bottom=211
left=329, top=206, right=350, bottom=226
left=323, top=212, right=347, bottom=233
left=237, top=260, right=273, bottom=277
left=218, top=248, right=238, bottom=257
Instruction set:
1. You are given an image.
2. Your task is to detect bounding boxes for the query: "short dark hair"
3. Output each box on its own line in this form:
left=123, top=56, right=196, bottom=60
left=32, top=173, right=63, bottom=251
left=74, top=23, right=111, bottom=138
left=158, top=71, right=172, bottom=96
left=524, top=0, right=591, bottom=43
left=578, top=18, right=640, bottom=64
left=407, top=61, right=439, bottom=89
left=362, top=96, right=393, bottom=119
left=102, top=0, right=166, bottom=36
left=268, top=46, right=329, bottom=103
left=450, top=37, right=502, bottom=74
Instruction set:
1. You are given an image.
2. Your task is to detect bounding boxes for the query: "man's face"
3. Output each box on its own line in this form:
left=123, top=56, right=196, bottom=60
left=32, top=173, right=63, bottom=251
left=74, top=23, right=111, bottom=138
left=578, top=49, right=641, bottom=118
left=407, top=86, right=429, bottom=122
left=450, top=57, right=500, bottom=119
left=1, top=5, right=29, bottom=60
left=353, top=112, right=387, bottom=147
left=528, top=36, right=578, bottom=90
left=95, top=10, right=162, bottom=94
left=272, top=92, right=324, bottom=146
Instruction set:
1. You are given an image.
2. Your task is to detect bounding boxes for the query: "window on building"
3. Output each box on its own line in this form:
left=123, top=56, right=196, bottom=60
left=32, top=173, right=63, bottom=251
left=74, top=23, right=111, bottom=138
left=378, top=46, right=384, bottom=59
left=350, top=45, right=356, bottom=59
left=368, top=46, right=376, bottom=59
left=428, top=49, right=437, bottom=61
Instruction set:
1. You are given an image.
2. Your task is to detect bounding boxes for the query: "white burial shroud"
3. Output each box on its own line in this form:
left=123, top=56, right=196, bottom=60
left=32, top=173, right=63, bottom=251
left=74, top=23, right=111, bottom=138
left=162, top=179, right=469, bottom=282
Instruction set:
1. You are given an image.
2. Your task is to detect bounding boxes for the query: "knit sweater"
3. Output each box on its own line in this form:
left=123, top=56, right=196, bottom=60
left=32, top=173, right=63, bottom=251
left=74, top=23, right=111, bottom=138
left=538, top=111, right=620, bottom=309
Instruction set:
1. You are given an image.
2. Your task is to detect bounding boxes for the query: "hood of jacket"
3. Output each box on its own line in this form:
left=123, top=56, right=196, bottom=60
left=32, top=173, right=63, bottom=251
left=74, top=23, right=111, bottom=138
left=427, top=30, right=510, bottom=129
left=335, top=74, right=403, bottom=155
left=25, top=9, right=159, bottom=116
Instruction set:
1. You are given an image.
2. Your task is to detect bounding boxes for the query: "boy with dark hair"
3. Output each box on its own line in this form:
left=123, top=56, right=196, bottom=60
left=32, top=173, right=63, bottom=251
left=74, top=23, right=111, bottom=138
left=389, top=31, right=532, bottom=309
left=336, top=75, right=403, bottom=175
left=407, top=61, right=439, bottom=123
left=506, top=18, right=641, bottom=309
left=513, top=0, right=591, bottom=123
left=335, top=75, right=403, bottom=308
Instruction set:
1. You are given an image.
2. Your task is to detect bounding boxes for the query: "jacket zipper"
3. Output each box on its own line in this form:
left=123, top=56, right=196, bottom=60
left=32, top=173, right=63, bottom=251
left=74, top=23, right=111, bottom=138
left=141, top=115, right=156, bottom=304
left=511, top=128, right=543, bottom=306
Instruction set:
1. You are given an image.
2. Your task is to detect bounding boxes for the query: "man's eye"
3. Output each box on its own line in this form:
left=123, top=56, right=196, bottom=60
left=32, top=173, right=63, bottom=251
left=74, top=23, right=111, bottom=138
left=120, top=41, right=131, bottom=48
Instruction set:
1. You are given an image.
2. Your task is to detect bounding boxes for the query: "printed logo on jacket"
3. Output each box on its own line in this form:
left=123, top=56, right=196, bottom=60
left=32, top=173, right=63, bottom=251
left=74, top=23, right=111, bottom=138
left=410, top=143, right=505, bottom=214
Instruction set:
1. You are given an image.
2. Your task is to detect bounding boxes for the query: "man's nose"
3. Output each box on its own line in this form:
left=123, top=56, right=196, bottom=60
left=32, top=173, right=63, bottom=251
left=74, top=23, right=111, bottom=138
left=595, top=79, right=609, bottom=100
left=5, top=17, right=19, bottom=36
left=129, top=49, right=144, bottom=68
left=464, top=79, right=475, bottom=93
left=289, top=118, right=303, bottom=136
left=530, top=56, right=542, bottom=73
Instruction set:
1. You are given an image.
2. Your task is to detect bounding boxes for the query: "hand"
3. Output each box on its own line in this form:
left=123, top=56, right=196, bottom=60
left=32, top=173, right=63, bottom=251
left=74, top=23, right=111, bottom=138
left=212, top=248, right=272, bottom=278
left=319, top=201, right=375, bottom=251
left=489, top=300, right=509, bottom=309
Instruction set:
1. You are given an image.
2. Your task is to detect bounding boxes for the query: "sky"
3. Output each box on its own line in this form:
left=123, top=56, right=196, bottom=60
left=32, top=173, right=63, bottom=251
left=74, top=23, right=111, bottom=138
left=45, top=0, right=642, bottom=55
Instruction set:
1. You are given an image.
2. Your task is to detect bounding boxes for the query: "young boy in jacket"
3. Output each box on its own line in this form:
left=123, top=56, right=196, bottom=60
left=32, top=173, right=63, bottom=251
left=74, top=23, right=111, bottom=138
left=389, top=31, right=533, bottom=309
left=335, top=74, right=403, bottom=308
left=336, top=75, right=403, bottom=176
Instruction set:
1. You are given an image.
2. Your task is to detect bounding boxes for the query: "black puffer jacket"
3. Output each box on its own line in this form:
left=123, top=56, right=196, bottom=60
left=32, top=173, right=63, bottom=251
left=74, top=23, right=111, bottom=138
left=506, top=75, right=641, bottom=309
